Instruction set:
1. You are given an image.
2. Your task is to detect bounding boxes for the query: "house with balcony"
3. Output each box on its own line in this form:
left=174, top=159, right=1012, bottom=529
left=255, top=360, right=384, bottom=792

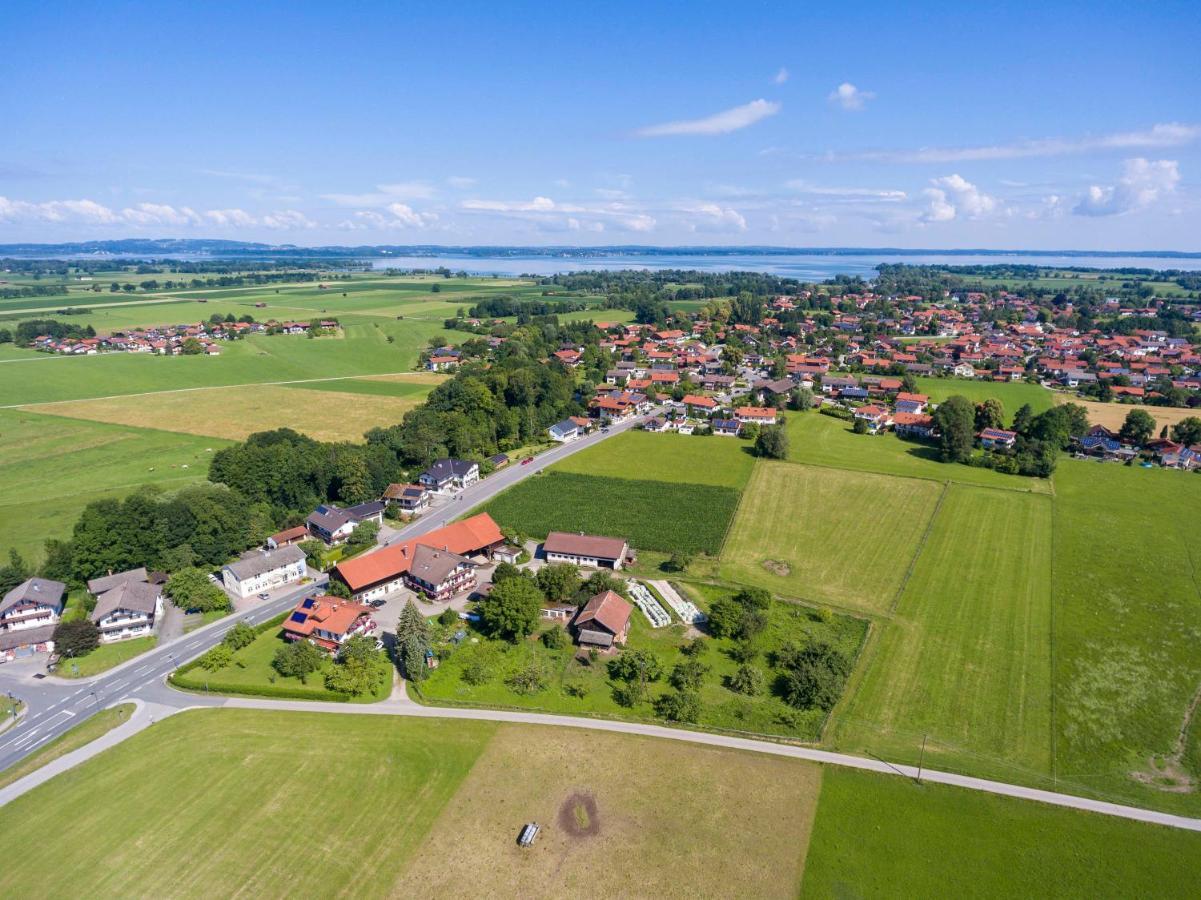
left=90, top=580, right=162, bottom=643
left=383, top=482, right=430, bottom=514
left=0, top=577, right=66, bottom=661
left=222, top=545, right=307, bottom=600
left=419, top=458, right=480, bottom=494
left=405, top=545, right=477, bottom=601
left=280, top=595, right=376, bottom=653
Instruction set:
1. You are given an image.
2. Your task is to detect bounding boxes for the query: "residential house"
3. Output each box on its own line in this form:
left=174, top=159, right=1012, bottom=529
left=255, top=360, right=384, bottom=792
left=419, top=458, right=480, bottom=493
left=734, top=406, right=777, bottom=426
left=852, top=404, right=893, bottom=433
left=892, top=412, right=935, bottom=439
left=266, top=525, right=309, bottom=550
left=711, top=418, right=741, bottom=436
left=383, top=483, right=430, bottom=514
left=548, top=416, right=592, bottom=443
left=979, top=428, right=1018, bottom=449
left=306, top=501, right=384, bottom=545
left=87, top=567, right=149, bottom=596
left=894, top=392, right=929, bottom=414
left=0, top=578, right=65, bottom=661
left=281, top=595, right=376, bottom=653
left=406, top=544, right=477, bottom=601
left=90, top=580, right=162, bottom=643
left=543, top=532, right=629, bottom=570
left=682, top=394, right=718, bottom=417
left=571, top=590, right=633, bottom=649
left=222, top=545, right=307, bottom=600
left=331, top=513, right=504, bottom=601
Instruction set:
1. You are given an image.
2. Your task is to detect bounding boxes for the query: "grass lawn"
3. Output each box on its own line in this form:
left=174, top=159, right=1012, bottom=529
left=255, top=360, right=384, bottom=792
left=0, top=710, right=494, bottom=899
left=276, top=375, right=441, bottom=398
left=552, top=429, right=758, bottom=489
left=416, top=583, right=866, bottom=740
left=720, top=461, right=944, bottom=613
left=0, top=703, right=133, bottom=791
left=800, top=767, right=1201, bottom=898
left=0, top=409, right=229, bottom=563
left=27, top=381, right=432, bottom=443
left=57, top=637, right=156, bottom=678
left=481, top=470, right=740, bottom=555
left=1051, top=459, right=1201, bottom=813
left=397, top=723, right=821, bottom=898
left=786, top=411, right=1052, bottom=494
left=914, top=375, right=1054, bottom=414
left=833, top=486, right=1054, bottom=781
left=170, top=617, right=392, bottom=703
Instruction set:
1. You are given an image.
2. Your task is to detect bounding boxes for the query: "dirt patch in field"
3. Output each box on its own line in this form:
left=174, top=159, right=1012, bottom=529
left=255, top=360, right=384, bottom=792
left=762, top=559, right=792, bottom=577
left=557, top=792, right=600, bottom=838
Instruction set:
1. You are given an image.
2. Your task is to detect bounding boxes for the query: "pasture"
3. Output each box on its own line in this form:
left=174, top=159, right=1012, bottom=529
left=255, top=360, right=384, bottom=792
left=833, top=486, right=1054, bottom=780
left=1051, top=460, right=1201, bottom=813
left=397, top=724, right=821, bottom=898
left=800, top=767, right=1201, bottom=898
left=914, top=375, right=1054, bottom=414
left=0, top=409, right=229, bottom=562
left=719, top=462, right=944, bottom=613
left=552, top=430, right=757, bottom=489
left=482, top=471, right=740, bottom=555
left=27, top=381, right=432, bottom=443
left=786, top=411, right=1052, bottom=493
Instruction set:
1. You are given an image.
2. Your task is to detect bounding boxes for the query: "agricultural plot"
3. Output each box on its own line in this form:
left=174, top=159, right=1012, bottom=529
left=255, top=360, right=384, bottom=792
left=833, top=486, right=1054, bottom=780
left=1051, top=460, right=1201, bottom=814
left=1058, top=394, right=1201, bottom=433
left=482, top=471, right=739, bottom=555
left=914, top=375, right=1054, bottom=414
left=397, top=724, right=821, bottom=899
left=720, top=462, right=944, bottom=613
left=552, top=430, right=757, bottom=489
left=0, top=409, right=229, bottom=562
left=0, top=318, right=456, bottom=406
left=26, top=381, right=432, bottom=443
left=786, top=412, right=1052, bottom=493
left=800, top=767, right=1201, bottom=899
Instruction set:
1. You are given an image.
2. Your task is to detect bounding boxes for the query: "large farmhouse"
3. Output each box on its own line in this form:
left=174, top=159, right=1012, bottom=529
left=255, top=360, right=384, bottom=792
left=0, top=577, right=65, bottom=661
left=332, top=513, right=504, bottom=602
left=87, top=568, right=163, bottom=643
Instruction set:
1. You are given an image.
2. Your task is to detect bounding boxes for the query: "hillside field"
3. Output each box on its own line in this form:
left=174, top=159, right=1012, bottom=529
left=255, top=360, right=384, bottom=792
left=833, top=486, right=1054, bottom=781
left=914, top=375, right=1054, bottom=414
left=0, top=409, right=229, bottom=562
left=720, top=461, right=944, bottom=613
left=552, top=429, right=757, bottom=489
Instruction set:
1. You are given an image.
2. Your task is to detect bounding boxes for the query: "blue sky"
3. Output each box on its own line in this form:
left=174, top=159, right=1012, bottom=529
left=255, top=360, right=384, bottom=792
left=2, top=0, right=1199, bottom=249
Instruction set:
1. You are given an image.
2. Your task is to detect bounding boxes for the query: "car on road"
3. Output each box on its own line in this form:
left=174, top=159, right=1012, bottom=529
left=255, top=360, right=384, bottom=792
left=600, top=426, right=610, bottom=433
left=258, top=592, right=269, bottom=600
left=521, top=457, right=534, bottom=465
left=369, top=599, right=386, bottom=608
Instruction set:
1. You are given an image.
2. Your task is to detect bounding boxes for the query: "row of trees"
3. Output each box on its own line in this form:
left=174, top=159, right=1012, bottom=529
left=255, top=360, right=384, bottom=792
left=929, top=397, right=1089, bottom=476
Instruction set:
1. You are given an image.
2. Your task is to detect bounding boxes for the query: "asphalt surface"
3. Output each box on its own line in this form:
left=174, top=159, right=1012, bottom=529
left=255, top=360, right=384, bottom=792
left=0, top=409, right=654, bottom=775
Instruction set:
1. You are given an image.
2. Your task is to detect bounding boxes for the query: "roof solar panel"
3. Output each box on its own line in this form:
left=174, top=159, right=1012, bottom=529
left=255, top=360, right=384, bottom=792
left=301, top=598, right=315, bottom=609
left=289, top=611, right=308, bottom=623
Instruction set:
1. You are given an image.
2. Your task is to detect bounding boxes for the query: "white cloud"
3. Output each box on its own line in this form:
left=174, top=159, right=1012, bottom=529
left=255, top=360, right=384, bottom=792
left=385, top=202, right=438, bottom=227
left=634, top=99, right=780, bottom=137
left=204, top=208, right=258, bottom=227
left=321, top=181, right=437, bottom=207
left=679, top=203, right=748, bottom=232
left=920, top=174, right=997, bottom=223
left=260, top=210, right=315, bottom=229
left=785, top=180, right=906, bottom=201
left=460, top=195, right=655, bottom=232
left=446, top=176, right=476, bottom=189
left=773, top=67, right=789, bottom=85
left=828, top=82, right=874, bottom=111
left=817, top=122, right=1200, bottom=164
left=1074, top=158, right=1180, bottom=217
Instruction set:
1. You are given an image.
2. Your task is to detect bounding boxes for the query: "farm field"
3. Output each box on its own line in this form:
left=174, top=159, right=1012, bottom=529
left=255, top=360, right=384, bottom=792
left=1050, top=460, right=1201, bottom=814
left=833, top=486, right=1054, bottom=781
left=0, top=409, right=229, bottom=562
left=482, top=471, right=740, bottom=555
left=914, top=375, right=1054, bottom=414
left=720, top=461, right=944, bottom=613
left=0, top=318, right=456, bottom=406
left=397, top=724, right=821, bottom=898
left=786, top=411, right=1052, bottom=493
left=26, top=381, right=432, bottom=443
left=1057, top=394, right=1201, bottom=432
left=416, top=584, right=867, bottom=740
left=800, top=767, right=1201, bottom=898
left=552, top=430, right=757, bottom=489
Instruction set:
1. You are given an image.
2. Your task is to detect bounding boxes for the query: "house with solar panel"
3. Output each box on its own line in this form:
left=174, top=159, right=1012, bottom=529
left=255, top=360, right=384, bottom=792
left=280, top=595, right=376, bottom=653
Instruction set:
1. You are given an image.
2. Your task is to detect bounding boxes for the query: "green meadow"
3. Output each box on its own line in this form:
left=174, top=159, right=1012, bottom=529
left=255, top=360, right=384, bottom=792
left=553, top=430, right=757, bottom=489
left=914, top=374, right=1054, bottom=414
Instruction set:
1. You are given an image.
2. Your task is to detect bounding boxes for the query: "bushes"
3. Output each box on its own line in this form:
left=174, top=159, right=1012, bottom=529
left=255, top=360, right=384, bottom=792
left=776, top=641, right=851, bottom=711
left=168, top=673, right=351, bottom=702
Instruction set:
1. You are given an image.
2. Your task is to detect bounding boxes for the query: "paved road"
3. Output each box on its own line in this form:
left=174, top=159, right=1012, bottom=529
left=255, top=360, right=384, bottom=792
left=0, top=409, right=651, bottom=774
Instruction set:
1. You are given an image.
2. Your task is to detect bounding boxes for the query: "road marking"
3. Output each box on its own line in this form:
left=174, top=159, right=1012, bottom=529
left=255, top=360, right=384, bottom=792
left=134, top=665, right=154, bottom=675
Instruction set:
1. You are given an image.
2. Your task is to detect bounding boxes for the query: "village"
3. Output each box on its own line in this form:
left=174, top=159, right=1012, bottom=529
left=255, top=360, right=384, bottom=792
left=27, top=316, right=340, bottom=356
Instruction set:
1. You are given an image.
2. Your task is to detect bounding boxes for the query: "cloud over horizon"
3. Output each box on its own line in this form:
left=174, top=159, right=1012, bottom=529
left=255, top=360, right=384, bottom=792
left=1074, top=158, right=1181, bottom=217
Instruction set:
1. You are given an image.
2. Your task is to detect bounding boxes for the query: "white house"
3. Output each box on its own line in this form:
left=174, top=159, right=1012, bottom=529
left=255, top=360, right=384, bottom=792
left=419, top=458, right=480, bottom=493
left=543, top=532, right=629, bottom=570
left=90, top=580, right=163, bottom=643
left=0, top=578, right=65, bottom=661
left=222, top=545, right=307, bottom=599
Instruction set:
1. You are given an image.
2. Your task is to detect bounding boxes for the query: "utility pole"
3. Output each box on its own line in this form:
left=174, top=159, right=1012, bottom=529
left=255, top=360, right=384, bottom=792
left=917, top=733, right=928, bottom=783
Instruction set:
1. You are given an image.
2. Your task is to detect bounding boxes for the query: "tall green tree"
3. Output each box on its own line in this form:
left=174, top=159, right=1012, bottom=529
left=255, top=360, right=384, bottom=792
left=477, top=576, right=543, bottom=641
left=1119, top=408, right=1157, bottom=446
left=932, top=395, right=976, bottom=463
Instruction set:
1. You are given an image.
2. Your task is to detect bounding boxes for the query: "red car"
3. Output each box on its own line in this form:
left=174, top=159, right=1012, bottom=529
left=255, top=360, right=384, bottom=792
left=521, top=457, right=534, bottom=465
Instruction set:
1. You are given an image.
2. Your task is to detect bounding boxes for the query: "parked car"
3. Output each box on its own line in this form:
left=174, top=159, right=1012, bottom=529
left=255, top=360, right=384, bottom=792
left=521, top=457, right=534, bottom=465
left=600, top=427, right=610, bottom=433
left=258, top=592, right=269, bottom=600
left=370, top=599, right=386, bottom=609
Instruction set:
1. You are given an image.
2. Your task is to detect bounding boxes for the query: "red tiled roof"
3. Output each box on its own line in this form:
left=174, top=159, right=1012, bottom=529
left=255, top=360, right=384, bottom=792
left=334, top=513, right=502, bottom=591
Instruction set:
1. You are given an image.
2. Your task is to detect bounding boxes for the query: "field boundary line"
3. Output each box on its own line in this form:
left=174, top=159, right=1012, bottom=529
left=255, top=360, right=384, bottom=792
left=886, top=480, right=950, bottom=615
left=1049, top=484, right=1059, bottom=787
left=778, top=454, right=1049, bottom=497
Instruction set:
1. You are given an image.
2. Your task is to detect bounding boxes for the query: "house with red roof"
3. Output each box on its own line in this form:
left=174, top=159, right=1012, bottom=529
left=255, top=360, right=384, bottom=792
left=571, top=590, right=632, bottom=650
left=281, top=595, right=376, bottom=653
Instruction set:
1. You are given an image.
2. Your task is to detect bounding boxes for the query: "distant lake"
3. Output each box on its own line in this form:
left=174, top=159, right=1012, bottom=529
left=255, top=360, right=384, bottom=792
left=368, top=252, right=1201, bottom=279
